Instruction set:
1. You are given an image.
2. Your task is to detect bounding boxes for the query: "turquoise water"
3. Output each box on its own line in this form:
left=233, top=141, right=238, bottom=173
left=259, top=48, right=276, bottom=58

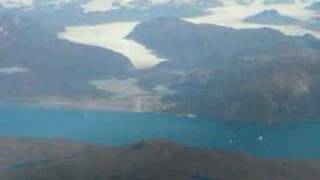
left=0, top=104, right=320, bottom=159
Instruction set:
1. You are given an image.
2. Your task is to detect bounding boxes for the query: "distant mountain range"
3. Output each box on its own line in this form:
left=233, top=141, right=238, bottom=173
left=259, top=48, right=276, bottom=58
left=0, top=0, right=317, bottom=33
left=308, top=2, right=320, bottom=10
left=0, top=0, right=222, bottom=29
left=245, top=9, right=301, bottom=25
left=0, top=0, right=319, bottom=12
left=0, top=0, right=316, bottom=35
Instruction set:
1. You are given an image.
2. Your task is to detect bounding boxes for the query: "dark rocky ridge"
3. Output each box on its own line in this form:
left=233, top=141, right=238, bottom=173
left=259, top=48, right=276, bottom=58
left=1, top=138, right=320, bottom=180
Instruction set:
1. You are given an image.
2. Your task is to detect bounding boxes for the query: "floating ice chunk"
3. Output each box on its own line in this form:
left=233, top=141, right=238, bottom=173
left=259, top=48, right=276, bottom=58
left=84, top=113, right=89, bottom=118
left=258, top=136, right=264, bottom=141
left=0, top=67, right=28, bottom=75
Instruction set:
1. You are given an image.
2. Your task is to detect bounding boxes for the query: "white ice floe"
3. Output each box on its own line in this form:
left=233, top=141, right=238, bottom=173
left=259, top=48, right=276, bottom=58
left=258, top=136, right=264, bottom=141
left=0, top=67, right=28, bottom=75
left=84, top=113, right=89, bottom=118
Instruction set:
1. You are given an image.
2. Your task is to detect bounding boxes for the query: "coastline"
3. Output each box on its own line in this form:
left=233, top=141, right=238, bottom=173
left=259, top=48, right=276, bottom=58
left=0, top=96, right=169, bottom=113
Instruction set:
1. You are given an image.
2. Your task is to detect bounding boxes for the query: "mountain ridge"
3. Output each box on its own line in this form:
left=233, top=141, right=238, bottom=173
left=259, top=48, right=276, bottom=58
left=128, top=17, right=320, bottom=122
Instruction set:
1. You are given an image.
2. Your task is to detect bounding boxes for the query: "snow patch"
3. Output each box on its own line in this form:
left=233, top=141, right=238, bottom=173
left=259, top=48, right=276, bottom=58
left=59, top=22, right=166, bottom=69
